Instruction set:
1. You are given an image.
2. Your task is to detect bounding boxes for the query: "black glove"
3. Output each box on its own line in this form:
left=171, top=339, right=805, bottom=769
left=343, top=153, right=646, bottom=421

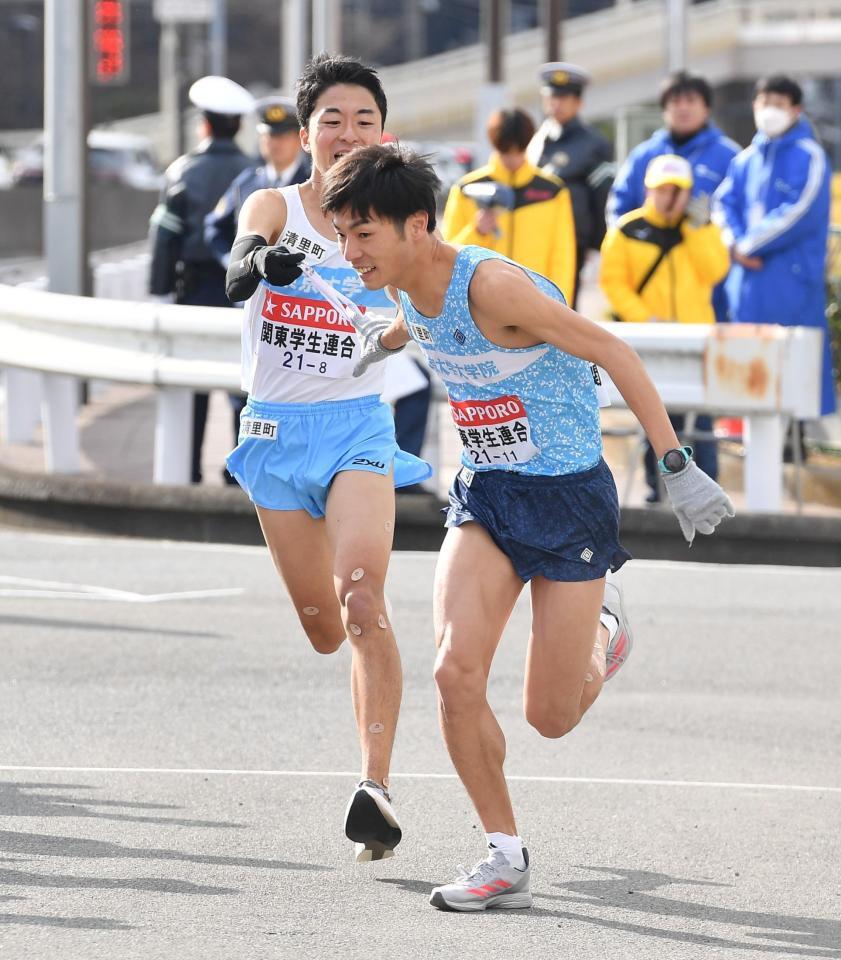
left=251, top=244, right=305, bottom=287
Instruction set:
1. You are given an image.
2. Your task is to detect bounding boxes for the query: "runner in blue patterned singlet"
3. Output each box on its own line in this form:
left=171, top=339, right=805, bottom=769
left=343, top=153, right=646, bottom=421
left=224, top=56, right=428, bottom=865
left=321, top=144, right=734, bottom=911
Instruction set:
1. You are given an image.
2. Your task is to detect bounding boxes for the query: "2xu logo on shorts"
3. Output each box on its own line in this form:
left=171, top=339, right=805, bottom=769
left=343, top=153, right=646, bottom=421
left=352, top=457, right=386, bottom=470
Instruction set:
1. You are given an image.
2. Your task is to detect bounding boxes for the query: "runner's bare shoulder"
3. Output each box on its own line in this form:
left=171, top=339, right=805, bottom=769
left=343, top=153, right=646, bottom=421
left=469, top=258, right=533, bottom=311
left=238, top=188, right=288, bottom=245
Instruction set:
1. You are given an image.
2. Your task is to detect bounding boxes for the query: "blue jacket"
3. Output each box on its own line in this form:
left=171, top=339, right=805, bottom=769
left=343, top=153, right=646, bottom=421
left=608, top=124, right=740, bottom=225
left=714, top=117, right=834, bottom=415
left=608, top=124, right=740, bottom=323
left=203, top=155, right=310, bottom=267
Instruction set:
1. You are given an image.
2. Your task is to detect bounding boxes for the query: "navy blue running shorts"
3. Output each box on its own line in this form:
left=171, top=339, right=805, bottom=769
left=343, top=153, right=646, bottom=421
left=444, top=458, right=631, bottom=583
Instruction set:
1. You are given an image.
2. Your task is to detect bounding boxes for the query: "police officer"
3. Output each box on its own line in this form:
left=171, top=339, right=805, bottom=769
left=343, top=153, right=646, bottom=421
left=148, top=75, right=255, bottom=484
left=527, top=62, right=614, bottom=307
left=204, top=96, right=310, bottom=268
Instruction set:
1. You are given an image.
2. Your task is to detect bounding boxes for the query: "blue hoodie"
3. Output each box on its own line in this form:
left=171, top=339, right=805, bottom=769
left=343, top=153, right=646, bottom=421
left=714, top=117, right=834, bottom=415
left=608, top=124, right=740, bottom=323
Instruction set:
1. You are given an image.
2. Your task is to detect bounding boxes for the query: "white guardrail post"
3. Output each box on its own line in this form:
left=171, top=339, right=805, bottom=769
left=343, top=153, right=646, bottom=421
left=154, top=387, right=193, bottom=485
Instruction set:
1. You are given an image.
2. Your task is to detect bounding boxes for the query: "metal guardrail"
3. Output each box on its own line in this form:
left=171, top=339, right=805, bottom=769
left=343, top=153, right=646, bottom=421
left=0, top=280, right=824, bottom=510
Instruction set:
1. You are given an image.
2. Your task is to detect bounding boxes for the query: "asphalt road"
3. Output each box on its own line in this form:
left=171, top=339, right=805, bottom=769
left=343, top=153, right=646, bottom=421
left=0, top=529, right=839, bottom=960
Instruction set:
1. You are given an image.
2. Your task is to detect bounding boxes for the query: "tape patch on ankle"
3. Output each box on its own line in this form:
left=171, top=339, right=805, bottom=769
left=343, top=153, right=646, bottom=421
left=302, top=606, right=319, bottom=616
left=351, top=567, right=365, bottom=582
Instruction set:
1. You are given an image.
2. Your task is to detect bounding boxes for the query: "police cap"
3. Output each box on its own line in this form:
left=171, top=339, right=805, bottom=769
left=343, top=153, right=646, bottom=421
left=255, top=96, right=300, bottom=135
left=188, top=76, right=255, bottom=116
left=539, top=62, right=590, bottom=96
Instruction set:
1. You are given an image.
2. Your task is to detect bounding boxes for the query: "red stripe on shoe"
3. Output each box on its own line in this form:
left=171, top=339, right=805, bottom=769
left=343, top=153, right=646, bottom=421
left=467, top=888, right=488, bottom=897
left=494, top=880, right=512, bottom=889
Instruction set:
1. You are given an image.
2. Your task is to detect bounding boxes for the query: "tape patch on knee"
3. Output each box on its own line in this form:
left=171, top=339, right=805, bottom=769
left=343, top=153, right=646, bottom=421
left=349, top=623, right=362, bottom=636
left=303, top=606, right=319, bottom=616
left=368, top=722, right=384, bottom=734
left=378, top=614, right=387, bottom=629
left=351, top=567, right=365, bottom=582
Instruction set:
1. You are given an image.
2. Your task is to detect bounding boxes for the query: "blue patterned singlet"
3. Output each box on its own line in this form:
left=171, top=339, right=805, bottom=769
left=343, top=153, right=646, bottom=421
left=397, top=246, right=602, bottom=476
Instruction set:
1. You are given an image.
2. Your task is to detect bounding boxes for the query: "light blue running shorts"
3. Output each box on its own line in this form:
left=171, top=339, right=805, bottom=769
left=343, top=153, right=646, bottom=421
left=226, top=395, right=432, bottom=518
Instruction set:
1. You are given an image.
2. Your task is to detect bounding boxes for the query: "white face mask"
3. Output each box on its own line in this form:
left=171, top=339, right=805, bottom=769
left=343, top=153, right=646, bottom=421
left=754, top=105, right=793, bottom=138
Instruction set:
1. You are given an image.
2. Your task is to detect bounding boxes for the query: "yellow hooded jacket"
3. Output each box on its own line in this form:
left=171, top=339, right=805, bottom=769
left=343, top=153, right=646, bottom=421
left=441, top=152, right=577, bottom=304
left=599, top=203, right=729, bottom=324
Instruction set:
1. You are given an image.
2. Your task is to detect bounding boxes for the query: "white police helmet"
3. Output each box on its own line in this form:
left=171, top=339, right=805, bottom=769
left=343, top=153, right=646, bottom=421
left=188, top=76, right=255, bottom=116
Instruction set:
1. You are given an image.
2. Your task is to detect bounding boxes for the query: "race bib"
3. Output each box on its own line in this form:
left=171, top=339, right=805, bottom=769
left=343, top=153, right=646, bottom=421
left=255, top=289, right=361, bottom=379
left=450, top=395, right=539, bottom=467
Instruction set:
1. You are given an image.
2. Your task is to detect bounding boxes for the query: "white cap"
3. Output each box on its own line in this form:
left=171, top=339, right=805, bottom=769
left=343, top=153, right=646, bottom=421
left=188, top=76, right=255, bottom=116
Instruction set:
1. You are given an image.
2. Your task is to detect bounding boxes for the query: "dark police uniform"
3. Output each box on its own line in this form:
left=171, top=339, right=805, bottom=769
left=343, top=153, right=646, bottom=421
left=527, top=62, right=614, bottom=307
left=204, top=97, right=310, bottom=268
left=148, top=76, right=254, bottom=483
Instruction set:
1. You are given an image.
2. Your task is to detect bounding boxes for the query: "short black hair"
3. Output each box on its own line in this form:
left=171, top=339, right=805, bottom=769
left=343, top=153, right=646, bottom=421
left=321, top=145, right=440, bottom=233
left=755, top=74, right=803, bottom=106
left=296, top=53, right=388, bottom=130
left=487, top=108, right=536, bottom=153
left=204, top=111, right=241, bottom=140
left=659, top=70, right=712, bottom=109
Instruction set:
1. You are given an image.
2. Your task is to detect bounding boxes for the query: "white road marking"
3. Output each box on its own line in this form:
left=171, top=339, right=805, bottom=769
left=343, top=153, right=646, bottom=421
left=0, top=764, right=837, bottom=795
left=0, top=575, right=244, bottom=603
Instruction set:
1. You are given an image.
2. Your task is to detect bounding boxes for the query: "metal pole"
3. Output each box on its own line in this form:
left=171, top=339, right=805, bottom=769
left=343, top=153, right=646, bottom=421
left=312, top=0, right=341, bottom=55
left=405, top=0, right=425, bottom=61
left=487, top=0, right=503, bottom=84
left=282, top=0, right=308, bottom=94
left=43, top=0, right=87, bottom=472
left=666, top=0, right=687, bottom=72
left=475, top=0, right=510, bottom=163
left=159, top=21, right=182, bottom=163
left=542, top=0, right=565, bottom=62
left=210, top=0, right=227, bottom=76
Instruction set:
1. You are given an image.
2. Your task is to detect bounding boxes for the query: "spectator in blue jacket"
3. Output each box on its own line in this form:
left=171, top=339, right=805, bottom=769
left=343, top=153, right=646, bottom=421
left=714, top=75, right=835, bottom=418
left=608, top=71, right=740, bottom=322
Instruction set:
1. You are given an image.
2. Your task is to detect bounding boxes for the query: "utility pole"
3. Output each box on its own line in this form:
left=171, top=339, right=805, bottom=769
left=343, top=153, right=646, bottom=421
left=43, top=0, right=88, bottom=471
left=475, top=0, right=510, bottom=163
left=210, top=0, right=227, bottom=75
left=282, top=0, right=308, bottom=94
left=312, top=0, right=342, bottom=55
left=541, top=0, right=565, bottom=62
left=666, top=0, right=687, bottom=72
left=405, top=0, right=425, bottom=62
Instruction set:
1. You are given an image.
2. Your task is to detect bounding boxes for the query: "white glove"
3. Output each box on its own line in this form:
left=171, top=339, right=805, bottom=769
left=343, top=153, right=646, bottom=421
left=662, top=461, right=735, bottom=544
left=351, top=312, right=405, bottom=377
left=299, top=263, right=404, bottom=376
left=686, top=193, right=711, bottom=228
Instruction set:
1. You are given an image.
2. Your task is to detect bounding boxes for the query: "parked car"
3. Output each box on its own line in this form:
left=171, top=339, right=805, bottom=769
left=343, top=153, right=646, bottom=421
left=11, top=131, right=163, bottom=190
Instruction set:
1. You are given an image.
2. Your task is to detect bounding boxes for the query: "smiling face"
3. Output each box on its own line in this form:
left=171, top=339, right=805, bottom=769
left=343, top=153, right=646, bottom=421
left=332, top=209, right=427, bottom=290
left=300, top=84, right=384, bottom=175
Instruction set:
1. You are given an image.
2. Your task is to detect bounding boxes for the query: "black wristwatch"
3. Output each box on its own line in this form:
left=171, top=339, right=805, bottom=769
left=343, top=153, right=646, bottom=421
left=657, top=445, right=694, bottom=475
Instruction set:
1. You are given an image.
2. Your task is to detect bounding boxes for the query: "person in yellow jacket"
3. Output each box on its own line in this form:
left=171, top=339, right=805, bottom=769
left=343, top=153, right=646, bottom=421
left=600, top=153, right=729, bottom=324
left=442, top=108, right=577, bottom=304
left=600, top=153, right=730, bottom=501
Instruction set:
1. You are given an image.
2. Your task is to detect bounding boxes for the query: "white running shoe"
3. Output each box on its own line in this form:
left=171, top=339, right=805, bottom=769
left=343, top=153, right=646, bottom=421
left=344, top=779, right=402, bottom=862
left=429, top=846, right=532, bottom=912
left=603, top=571, right=633, bottom=682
